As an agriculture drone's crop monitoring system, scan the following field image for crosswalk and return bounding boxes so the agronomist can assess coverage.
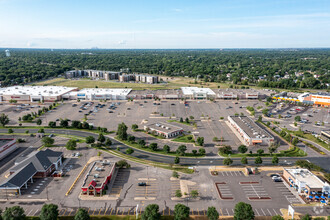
[218,171,244,176]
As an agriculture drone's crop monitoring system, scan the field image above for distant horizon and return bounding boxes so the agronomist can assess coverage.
[1,47,330,50]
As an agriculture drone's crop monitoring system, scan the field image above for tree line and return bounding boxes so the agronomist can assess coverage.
[0,48,329,89]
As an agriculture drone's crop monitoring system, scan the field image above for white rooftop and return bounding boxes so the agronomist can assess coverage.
[181,87,216,95]
[76,88,132,96]
[286,168,326,189]
[0,86,77,97]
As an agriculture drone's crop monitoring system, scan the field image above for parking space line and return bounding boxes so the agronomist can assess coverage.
[255,209,260,216]
[27,209,33,216]
[109,208,113,215]
[33,209,39,216]
[219,208,223,216]
[197,208,199,215]
[98,208,102,215]
[267,209,272,216]
[261,208,266,216]
[273,209,278,215]
[104,207,108,215]
[225,208,229,216]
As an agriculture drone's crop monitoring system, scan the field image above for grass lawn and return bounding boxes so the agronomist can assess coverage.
[115,137,204,157]
[219,146,307,158]
[167,119,194,127]
[288,130,330,151]
[172,135,195,144]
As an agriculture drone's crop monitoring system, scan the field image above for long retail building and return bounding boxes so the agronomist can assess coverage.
[228,115,274,146]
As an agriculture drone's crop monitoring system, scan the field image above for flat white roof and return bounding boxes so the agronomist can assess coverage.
[181,87,216,95]
[0,86,77,97]
[76,88,132,96]
[286,168,326,189]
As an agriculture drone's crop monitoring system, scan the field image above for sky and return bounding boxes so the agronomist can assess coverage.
[0,0,329,49]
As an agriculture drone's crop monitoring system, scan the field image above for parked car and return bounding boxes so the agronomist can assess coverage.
[138,182,147,186]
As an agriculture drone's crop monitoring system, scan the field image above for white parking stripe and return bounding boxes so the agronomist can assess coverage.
[267,209,272,216]
[261,208,266,216]
[225,208,229,216]
[273,209,278,215]
[254,209,260,216]
[27,209,33,216]
[34,209,39,216]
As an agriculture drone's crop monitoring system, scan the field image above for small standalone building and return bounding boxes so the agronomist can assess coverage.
[320,130,330,144]
[181,87,216,99]
[81,160,116,196]
[0,149,63,195]
[227,116,274,146]
[0,138,17,160]
[144,122,183,138]
[283,168,330,196]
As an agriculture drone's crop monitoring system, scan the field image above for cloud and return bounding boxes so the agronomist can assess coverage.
[172,8,183,12]
[118,40,127,45]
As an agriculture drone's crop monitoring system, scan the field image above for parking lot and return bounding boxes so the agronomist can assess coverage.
[211,170,302,216]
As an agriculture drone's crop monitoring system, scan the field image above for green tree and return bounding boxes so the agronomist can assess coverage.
[105,138,112,146]
[223,158,233,166]
[262,108,269,116]
[175,190,182,197]
[85,136,95,144]
[292,137,299,146]
[272,215,284,220]
[116,160,130,168]
[138,139,146,147]
[255,156,263,165]
[234,202,254,220]
[190,190,199,198]
[257,149,264,155]
[196,137,204,146]
[60,119,69,128]
[117,123,128,140]
[74,208,90,220]
[185,117,189,124]
[163,145,170,153]
[38,128,45,133]
[48,121,56,128]
[218,146,232,155]
[241,157,248,165]
[36,119,42,125]
[179,117,183,123]
[126,148,134,155]
[97,133,105,143]
[2,206,26,220]
[149,143,158,151]
[207,206,219,220]
[127,135,135,143]
[66,139,77,150]
[199,148,206,155]
[0,113,10,127]
[294,116,301,122]
[174,203,189,220]
[40,204,59,220]
[301,214,312,220]
[176,145,187,156]
[272,156,279,165]
[238,145,248,153]
[131,124,138,131]
[141,204,160,220]
[42,137,54,147]
[71,120,80,128]
[172,171,179,178]
[174,156,180,164]
[8,128,13,134]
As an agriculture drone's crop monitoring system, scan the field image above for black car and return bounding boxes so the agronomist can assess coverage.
[171,103,175,105]
[109,111,113,113]
[138,182,147,186]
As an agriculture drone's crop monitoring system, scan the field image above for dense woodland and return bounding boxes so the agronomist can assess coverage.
[0,48,329,89]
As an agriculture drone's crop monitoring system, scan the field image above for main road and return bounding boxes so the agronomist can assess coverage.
[2,128,329,172]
